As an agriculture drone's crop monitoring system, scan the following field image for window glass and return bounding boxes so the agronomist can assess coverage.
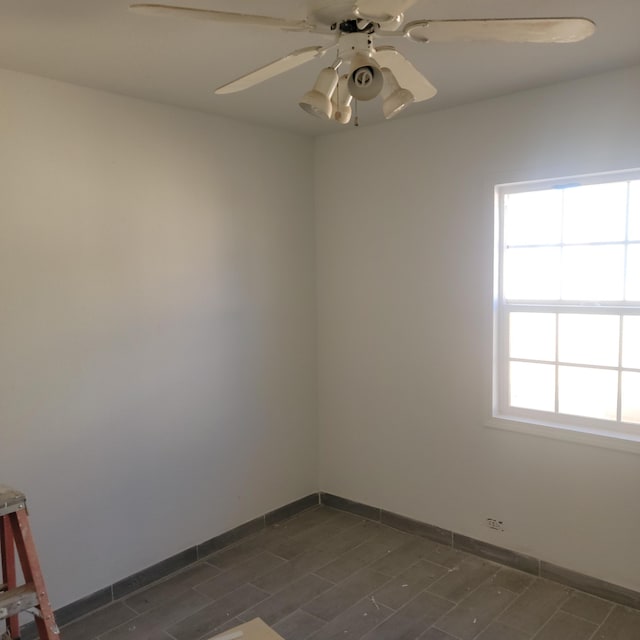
[622,316,640,369]
[621,372,640,424]
[504,189,563,246]
[558,314,619,367]
[626,245,640,301]
[509,362,555,412]
[562,182,627,244]
[561,245,625,301]
[558,366,618,421]
[504,247,561,300]
[629,181,640,241]
[509,312,556,361]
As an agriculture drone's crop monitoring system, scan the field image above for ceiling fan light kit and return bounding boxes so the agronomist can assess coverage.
[331,75,354,124]
[129,1,596,126]
[381,67,414,119]
[346,51,384,101]
[299,66,340,119]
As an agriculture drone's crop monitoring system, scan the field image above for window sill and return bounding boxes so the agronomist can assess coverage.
[486,414,640,455]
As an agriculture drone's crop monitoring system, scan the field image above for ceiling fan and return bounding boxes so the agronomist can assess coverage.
[129,0,596,124]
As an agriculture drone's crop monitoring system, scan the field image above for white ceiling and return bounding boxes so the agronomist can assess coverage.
[1,0,639,135]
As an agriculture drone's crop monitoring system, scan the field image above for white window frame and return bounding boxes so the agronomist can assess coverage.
[489,168,640,454]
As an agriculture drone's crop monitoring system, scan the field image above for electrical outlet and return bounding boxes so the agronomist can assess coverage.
[486,517,505,532]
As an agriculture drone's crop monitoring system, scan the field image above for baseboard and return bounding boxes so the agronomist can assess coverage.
[22,493,319,639]
[320,492,640,611]
[23,489,640,639]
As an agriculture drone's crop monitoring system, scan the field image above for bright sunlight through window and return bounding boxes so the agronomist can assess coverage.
[494,170,640,442]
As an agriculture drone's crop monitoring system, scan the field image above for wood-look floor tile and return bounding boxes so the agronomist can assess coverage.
[100,589,211,640]
[275,508,340,538]
[243,573,333,626]
[251,548,340,593]
[61,602,137,640]
[417,629,458,640]
[419,543,468,570]
[532,611,596,640]
[488,567,535,595]
[291,513,362,549]
[360,590,454,640]
[124,563,219,614]
[594,606,640,640]
[196,552,286,600]
[369,538,434,577]
[302,567,390,621]
[315,530,410,583]
[498,579,572,635]
[474,621,531,640]
[308,596,394,640]
[434,583,516,640]
[427,555,499,603]
[165,583,269,640]
[374,560,448,610]
[560,591,614,625]
[273,610,326,640]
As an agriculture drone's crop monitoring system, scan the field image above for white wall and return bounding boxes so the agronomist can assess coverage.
[3,60,640,612]
[316,65,640,591]
[0,69,317,608]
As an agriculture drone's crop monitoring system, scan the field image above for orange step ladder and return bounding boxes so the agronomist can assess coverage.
[1,485,59,639]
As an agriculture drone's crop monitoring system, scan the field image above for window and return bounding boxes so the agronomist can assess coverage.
[493,170,640,444]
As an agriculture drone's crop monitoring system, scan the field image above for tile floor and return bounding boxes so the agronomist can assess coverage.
[57,506,640,640]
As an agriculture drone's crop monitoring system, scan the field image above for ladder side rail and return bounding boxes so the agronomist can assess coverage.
[0,516,20,639]
[9,511,59,639]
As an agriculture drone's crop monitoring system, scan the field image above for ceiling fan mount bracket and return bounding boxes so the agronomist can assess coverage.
[335,19,378,34]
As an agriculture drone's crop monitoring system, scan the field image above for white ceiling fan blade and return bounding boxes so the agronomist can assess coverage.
[356,0,418,21]
[374,46,437,102]
[215,46,331,95]
[404,18,596,44]
[130,4,311,31]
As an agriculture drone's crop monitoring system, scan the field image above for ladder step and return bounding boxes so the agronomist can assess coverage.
[0,585,39,621]
[0,485,25,517]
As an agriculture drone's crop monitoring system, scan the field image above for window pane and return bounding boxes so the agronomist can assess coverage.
[558,366,618,421]
[558,314,620,367]
[509,362,555,411]
[562,182,628,244]
[626,245,640,301]
[561,245,625,301]
[621,372,640,424]
[504,247,561,300]
[622,316,640,369]
[510,312,556,361]
[629,181,640,241]
[504,190,563,246]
